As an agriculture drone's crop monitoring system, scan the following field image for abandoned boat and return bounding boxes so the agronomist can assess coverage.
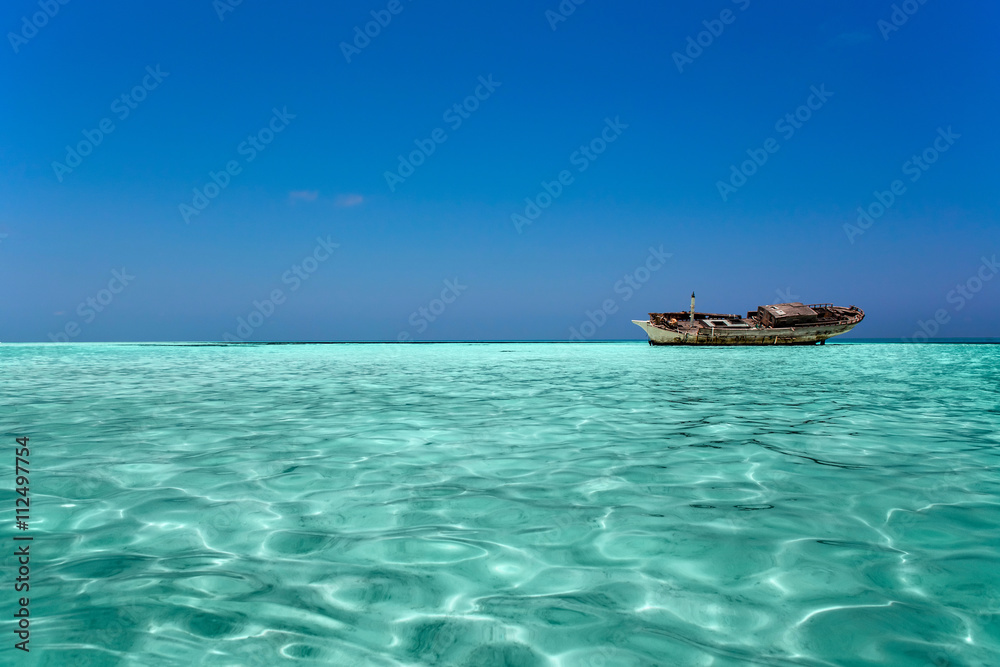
[633,293,864,345]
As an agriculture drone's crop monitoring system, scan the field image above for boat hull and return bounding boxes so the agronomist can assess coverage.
[631,319,861,346]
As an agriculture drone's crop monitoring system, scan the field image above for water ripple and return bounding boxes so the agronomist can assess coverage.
[1,342,998,665]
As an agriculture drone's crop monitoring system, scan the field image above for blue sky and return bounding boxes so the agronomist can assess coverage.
[1,0,997,341]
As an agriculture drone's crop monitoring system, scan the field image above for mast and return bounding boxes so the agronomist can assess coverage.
[689,292,695,322]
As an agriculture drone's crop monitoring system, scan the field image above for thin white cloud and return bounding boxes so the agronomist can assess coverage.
[335,194,364,208]
[288,190,319,204]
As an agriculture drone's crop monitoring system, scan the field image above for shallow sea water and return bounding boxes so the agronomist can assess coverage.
[2,342,999,666]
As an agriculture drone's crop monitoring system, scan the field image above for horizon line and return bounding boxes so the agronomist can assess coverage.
[4,338,1000,346]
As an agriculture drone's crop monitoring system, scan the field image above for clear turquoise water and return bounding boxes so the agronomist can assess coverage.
[2,342,999,666]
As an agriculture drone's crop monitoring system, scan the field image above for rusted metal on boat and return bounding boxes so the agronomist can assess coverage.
[633,300,864,346]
